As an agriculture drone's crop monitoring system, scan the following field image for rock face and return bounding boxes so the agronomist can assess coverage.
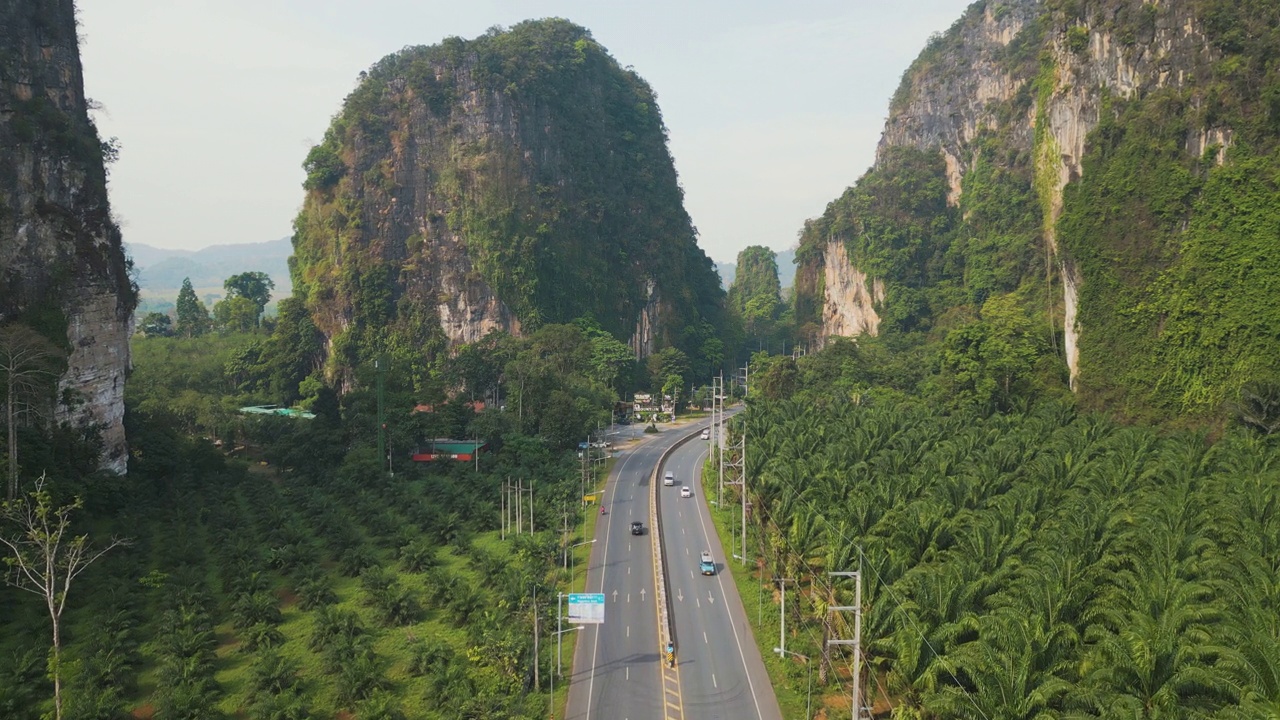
[796,0,1274,420]
[821,240,883,339]
[0,0,135,472]
[292,20,724,382]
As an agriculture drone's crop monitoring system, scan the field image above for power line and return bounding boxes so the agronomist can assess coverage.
[749,447,993,720]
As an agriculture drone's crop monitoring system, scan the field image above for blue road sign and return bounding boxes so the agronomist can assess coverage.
[567,593,606,624]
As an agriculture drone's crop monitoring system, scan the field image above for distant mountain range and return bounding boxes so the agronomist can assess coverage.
[127,237,293,314]
[130,236,797,314]
[716,248,796,290]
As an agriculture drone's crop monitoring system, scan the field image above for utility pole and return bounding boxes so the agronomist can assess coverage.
[713,375,723,506]
[501,478,507,540]
[375,355,386,472]
[829,570,863,720]
[517,478,523,535]
[719,373,726,516]
[742,423,747,564]
[532,584,539,691]
[724,417,747,565]
[775,577,794,656]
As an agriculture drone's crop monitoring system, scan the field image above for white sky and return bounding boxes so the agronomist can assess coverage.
[77,0,972,264]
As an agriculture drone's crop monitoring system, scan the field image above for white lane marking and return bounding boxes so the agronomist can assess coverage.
[713,673,718,689]
[587,440,648,718]
[627,593,631,603]
[684,444,767,718]
[703,631,708,644]
[682,527,685,535]
[685,547,689,556]
[626,667,630,681]
[628,567,631,575]
[696,597,701,608]
[627,626,630,638]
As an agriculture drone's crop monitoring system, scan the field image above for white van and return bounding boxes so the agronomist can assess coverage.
[663,471,674,486]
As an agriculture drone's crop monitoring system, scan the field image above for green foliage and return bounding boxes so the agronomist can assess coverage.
[291,19,728,382]
[737,393,1280,716]
[222,272,275,326]
[794,146,958,335]
[727,246,785,353]
[1066,24,1090,54]
[174,278,211,338]
[212,295,259,333]
[138,312,173,337]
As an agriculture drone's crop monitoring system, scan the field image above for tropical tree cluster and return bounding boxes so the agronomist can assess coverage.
[0,391,584,718]
[725,392,1280,717]
[726,245,791,357]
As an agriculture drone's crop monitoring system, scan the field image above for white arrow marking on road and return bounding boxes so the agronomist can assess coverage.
[640,588,646,601]
[612,590,618,602]
[708,592,715,605]
[677,589,683,602]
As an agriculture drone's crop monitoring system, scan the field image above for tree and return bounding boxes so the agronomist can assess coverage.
[0,475,129,720]
[0,324,64,500]
[138,312,174,337]
[174,278,211,338]
[1234,379,1280,435]
[647,347,690,393]
[223,272,275,326]
[213,295,260,333]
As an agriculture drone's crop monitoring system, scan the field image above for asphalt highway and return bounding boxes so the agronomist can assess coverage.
[659,437,783,720]
[563,427,677,720]
[563,420,781,720]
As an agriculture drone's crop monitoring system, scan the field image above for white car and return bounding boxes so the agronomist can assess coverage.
[700,428,710,440]
[680,486,692,498]
[664,471,674,486]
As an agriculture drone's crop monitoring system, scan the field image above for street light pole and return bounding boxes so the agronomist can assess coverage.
[774,648,813,719]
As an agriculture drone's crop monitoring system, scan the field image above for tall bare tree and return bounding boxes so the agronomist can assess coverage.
[1,474,129,720]
[0,323,64,500]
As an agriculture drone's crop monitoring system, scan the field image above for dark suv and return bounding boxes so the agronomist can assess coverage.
[630,521,644,535]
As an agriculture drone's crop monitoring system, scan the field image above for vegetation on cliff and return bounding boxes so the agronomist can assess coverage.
[292,19,726,389]
[791,0,1280,425]
[726,246,789,354]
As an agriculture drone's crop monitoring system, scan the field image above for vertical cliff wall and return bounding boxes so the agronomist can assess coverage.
[0,0,135,471]
[292,20,725,385]
[797,0,1275,421]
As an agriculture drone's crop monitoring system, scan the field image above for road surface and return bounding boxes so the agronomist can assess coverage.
[563,427,678,720]
[564,420,781,720]
[659,436,783,720]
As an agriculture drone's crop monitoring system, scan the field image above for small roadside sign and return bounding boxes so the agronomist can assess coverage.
[567,593,605,624]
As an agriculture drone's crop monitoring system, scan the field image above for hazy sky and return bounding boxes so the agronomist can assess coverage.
[78,0,972,264]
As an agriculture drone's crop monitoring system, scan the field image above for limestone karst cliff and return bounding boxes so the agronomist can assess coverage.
[0,0,135,471]
[794,0,1280,422]
[291,19,725,385]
